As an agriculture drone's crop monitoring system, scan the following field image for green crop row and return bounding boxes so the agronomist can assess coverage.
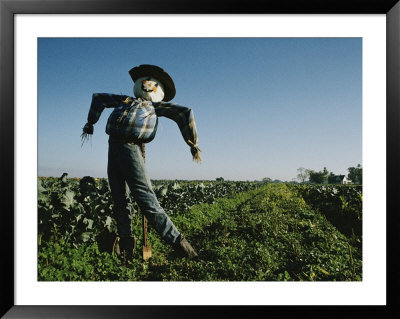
[38,174,261,248]
[288,184,362,248]
[38,182,362,281]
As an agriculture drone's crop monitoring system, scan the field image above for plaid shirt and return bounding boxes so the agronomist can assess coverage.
[86,93,199,149]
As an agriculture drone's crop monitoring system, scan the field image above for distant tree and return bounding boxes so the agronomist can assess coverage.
[307,170,318,183]
[216,177,224,182]
[348,164,362,184]
[262,177,272,184]
[308,167,329,184]
[296,167,309,183]
[327,172,336,184]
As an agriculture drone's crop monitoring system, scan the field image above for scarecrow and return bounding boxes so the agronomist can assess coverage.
[81,64,201,263]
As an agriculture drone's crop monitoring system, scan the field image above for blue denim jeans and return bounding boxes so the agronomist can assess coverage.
[107,138,181,245]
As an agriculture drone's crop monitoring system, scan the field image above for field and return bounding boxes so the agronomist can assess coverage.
[38,175,362,281]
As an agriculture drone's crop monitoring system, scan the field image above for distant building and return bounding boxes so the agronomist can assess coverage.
[331,175,352,184]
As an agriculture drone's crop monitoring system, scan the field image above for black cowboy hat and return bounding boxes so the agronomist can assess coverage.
[129,64,176,101]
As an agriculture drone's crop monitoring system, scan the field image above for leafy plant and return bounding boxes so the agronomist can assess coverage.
[38,178,362,282]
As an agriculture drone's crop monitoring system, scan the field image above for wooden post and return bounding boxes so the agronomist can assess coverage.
[141,143,152,260]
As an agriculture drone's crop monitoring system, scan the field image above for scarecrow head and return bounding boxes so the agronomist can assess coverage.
[129,64,176,103]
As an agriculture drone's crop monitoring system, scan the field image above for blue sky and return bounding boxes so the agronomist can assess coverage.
[38,38,362,181]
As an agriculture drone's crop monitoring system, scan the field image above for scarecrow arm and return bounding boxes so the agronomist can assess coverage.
[81,93,132,146]
[87,93,132,125]
[153,102,202,162]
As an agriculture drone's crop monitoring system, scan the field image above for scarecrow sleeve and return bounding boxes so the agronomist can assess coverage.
[86,93,132,125]
[81,93,132,145]
[153,102,202,163]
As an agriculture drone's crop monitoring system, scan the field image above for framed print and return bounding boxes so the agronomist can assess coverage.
[1,0,399,318]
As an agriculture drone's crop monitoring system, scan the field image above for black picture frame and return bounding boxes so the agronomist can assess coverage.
[1,0,399,318]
